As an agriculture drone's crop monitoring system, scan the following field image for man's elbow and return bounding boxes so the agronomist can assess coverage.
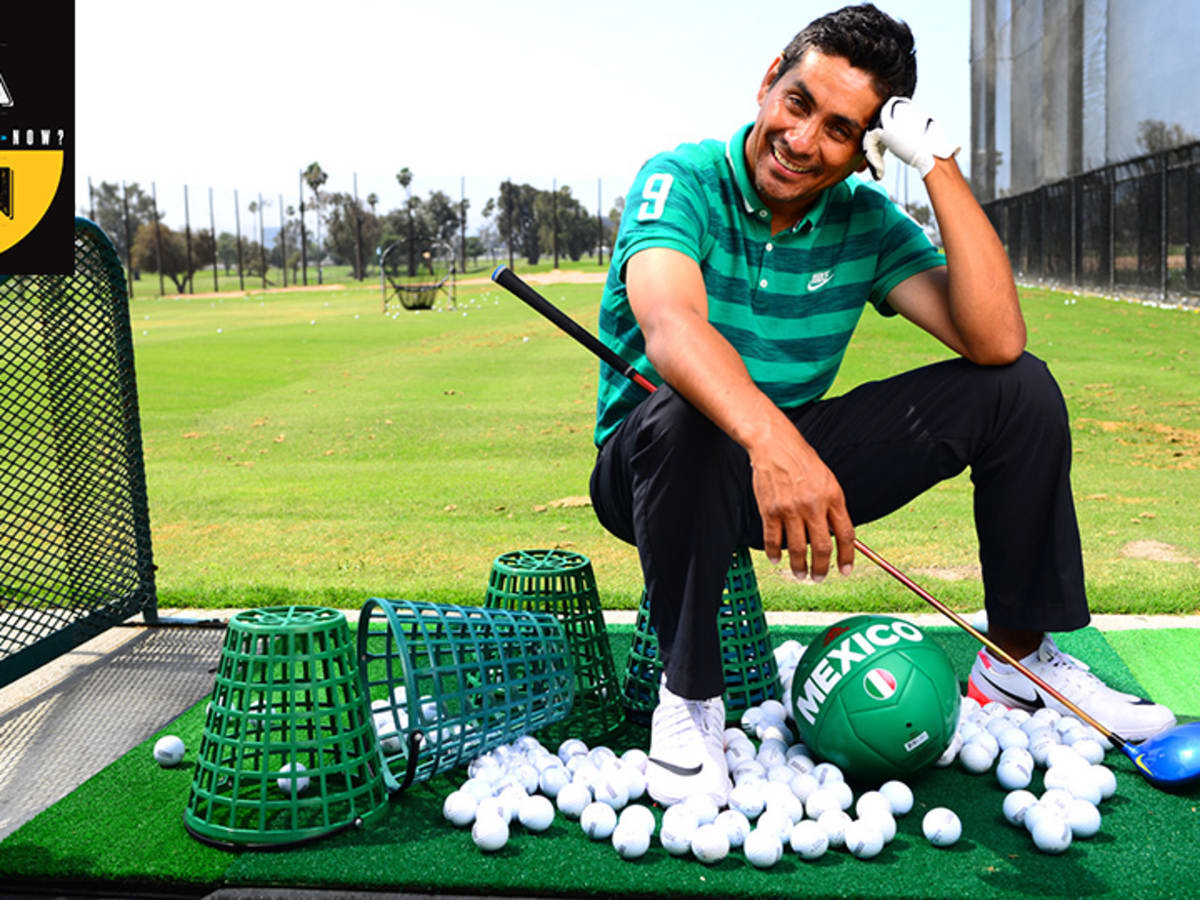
[965,331,1027,366]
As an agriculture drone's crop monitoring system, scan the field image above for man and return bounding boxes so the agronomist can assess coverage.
[589,3,1174,806]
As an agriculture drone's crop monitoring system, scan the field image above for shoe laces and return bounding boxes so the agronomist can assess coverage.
[657,693,725,748]
[1034,637,1104,697]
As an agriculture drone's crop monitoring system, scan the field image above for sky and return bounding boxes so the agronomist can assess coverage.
[75,0,971,235]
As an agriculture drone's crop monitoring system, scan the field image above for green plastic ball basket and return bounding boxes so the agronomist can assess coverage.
[358,598,574,790]
[183,607,389,850]
[621,547,781,722]
[484,549,624,742]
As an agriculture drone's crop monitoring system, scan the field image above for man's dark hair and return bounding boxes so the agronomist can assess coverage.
[772,3,917,101]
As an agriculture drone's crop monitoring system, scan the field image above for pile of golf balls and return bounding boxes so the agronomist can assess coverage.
[437,640,1124,864]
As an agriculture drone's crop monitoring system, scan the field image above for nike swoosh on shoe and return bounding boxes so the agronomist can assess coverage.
[646,758,703,777]
[974,671,1046,710]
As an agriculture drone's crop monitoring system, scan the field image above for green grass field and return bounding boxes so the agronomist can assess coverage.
[131,278,1200,614]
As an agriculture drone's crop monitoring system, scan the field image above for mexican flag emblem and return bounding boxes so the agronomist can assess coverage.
[863,667,897,701]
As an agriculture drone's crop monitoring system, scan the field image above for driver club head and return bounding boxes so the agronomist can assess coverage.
[1122,721,1200,789]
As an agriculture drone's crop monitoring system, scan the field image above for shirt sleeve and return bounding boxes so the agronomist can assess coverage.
[611,152,711,282]
[868,201,945,315]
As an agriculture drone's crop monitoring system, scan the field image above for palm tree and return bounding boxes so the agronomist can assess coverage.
[396,167,415,276]
[305,162,328,283]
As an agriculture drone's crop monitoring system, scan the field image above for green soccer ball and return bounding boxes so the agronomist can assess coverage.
[789,615,960,781]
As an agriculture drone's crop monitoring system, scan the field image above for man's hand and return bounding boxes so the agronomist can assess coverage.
[863,96,960,181]
[747,425,855,582]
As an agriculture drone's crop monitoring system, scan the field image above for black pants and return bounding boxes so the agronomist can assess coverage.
[589,352,1089,700]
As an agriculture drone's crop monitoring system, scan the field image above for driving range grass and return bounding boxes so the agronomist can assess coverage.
[130,279,1200,613]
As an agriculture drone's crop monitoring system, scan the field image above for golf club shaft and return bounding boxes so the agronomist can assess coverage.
[489,264,1126,749]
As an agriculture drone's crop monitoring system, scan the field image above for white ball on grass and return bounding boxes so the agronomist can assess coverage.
[659,805,700,856]
[592,773,629,811]
[728,782,767,820]
[153,735,186,767]
[620,747,648,773]
[845,819,885,859]
[682,792,719,825]
[556,782,591,818]
[471,814,509,852]
[1002,789,1038,827]
[855,791,893,820]
[996,756,1033,790]
[878,780,914,816]
[618,804,657,837]
[998,727,1030,752]
[1065,798,1101,838]
[1040,788,1075,818]
[620,765,647,802]
[276,762,310,795]
[715,809,751,848]
[960,740,996,774]
[580,801,618,840]
[935,733,963,767]
[517,794,555,832]
[1090,764,1117,801]
[862,811,897,843]
[766,789,804,824]
[442,790,478,826]
[1030,812,1073,854]
[1072,738,1105,765]
[1065,773,1103,807]
[804,787,840,820]
[922,808,961,847]
[789,772,820,803]
[744,827,783,868]
[539,765,570,798]
[760,699,789,722]
[812,762,844,785]
[691,823,731,864]
[828,779,854,811]
[789,819,829,859]
[612,821,651,859]
[816,809,851,848]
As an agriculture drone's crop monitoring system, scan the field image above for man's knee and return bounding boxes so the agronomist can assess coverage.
[635,386,742,467]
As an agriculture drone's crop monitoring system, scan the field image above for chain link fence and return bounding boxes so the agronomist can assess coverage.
[982,142,1200,306]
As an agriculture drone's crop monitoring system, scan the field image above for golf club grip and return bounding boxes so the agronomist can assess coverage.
[490,266,657,393]
[487,263,1123,746]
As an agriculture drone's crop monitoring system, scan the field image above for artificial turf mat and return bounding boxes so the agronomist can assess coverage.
[2,624,1197,899]
[1100,628,1200,719]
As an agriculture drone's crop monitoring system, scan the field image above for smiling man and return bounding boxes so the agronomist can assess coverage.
[588,3,1175,806]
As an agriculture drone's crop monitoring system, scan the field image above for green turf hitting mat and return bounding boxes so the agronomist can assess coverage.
[183,606,389,849]
[358,598,574,791]
[484,549,625,743]
[622,547,782,722]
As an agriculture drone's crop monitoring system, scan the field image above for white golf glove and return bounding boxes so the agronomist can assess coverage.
[862,97,960,181]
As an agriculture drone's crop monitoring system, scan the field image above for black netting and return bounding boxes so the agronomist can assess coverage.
[0,218,156,686]
[983,141,1199,305]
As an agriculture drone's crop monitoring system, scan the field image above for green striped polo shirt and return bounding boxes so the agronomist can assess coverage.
[594,122,945,447]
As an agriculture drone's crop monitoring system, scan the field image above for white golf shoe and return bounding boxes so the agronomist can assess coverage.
[967,635,1176,743]
[645,681,731,807]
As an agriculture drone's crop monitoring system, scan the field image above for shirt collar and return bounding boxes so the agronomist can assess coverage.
[725,122,833,235]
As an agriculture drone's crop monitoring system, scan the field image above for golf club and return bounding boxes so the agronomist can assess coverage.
[490,263,1200,789]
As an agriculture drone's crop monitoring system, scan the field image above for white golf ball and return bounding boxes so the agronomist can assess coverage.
[618,804,657,837]
[580,801,617,840]
[1040,788,1074,818]
[862,810,897,843]
[660,805,700,856]
[878,780,914,816]
[1072,738,1105,765]
[828,780,854,811]
[715,809,751,848]
[1065,798,1101,839]
[845,819,885,859]
[592,773,629,811]
[758,808,795,843]
[682,792,720,825]
[1065,773,1103,807]
[935,733,963,767]
[729,782,767,819]
[691,823,731,864]
[996,756,1033,790]
[539,765,570,798]
[276,762,310,795]
[813,762,844,785]
[760,699,789,721]
[816,809,851,848]
[556,782,591,818]
[471,813,509,852]
[766,789,804,824]
[443,790,478,826]
[789,772,820,803]
[960,740,995,774]
[153,735,185,767]
[517,794,555,832]
[997,727,1030,752]
[922,808,962,847]
[1090,764,1117,801]
[620,747,649,773]
[789,819,829,859]
[1002,789,1038,827]
[612,821,651,859]
[855,791,893,820]
[804,787,840,820]
[1030,812,1073,854]
[744,828,783,868]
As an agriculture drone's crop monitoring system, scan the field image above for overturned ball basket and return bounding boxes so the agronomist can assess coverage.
[358,598,575,791]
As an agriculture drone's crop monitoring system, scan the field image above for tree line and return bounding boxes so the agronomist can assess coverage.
[88,169,627,294]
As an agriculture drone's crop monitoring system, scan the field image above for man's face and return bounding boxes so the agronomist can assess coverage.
[745,48,881,225]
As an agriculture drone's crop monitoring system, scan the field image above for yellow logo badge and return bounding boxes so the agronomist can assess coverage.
[0,150,65,253]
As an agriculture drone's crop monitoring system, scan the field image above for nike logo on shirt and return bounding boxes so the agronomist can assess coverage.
[807,270,834,291]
